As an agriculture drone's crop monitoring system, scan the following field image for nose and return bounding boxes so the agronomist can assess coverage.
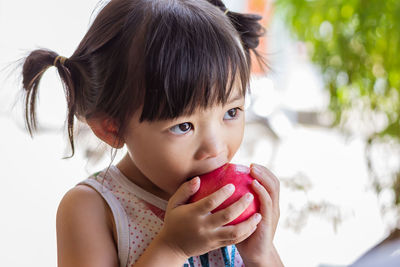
[194,128,226,161]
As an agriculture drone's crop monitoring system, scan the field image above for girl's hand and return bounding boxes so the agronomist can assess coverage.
[157,176,262,260]
[235,163,284,267]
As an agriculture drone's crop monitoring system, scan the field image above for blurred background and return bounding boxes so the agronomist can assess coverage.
[0,0,399,266]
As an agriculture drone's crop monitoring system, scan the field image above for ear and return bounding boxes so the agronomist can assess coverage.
[86,116,124,149]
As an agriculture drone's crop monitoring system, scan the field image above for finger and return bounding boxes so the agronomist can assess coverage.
[216,212,262,245]
[168,177,200,210]
[210,192,254,227]
[193,183,235,214]
[252,179,276,224]
[250,164,280,209]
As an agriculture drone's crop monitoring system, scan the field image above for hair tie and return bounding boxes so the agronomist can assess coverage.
[54,56,68,66]
[224,9,229,15]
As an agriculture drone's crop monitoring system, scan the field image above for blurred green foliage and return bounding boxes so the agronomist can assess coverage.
[275,0,400,139]
[275,0,400,222]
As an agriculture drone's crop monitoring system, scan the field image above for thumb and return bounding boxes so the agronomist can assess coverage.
[168,177,200,210]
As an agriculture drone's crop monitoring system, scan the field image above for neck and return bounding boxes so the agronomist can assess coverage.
[116,153,171,201]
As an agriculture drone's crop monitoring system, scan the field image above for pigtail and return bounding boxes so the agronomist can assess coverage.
[207,0,268,71]
[21,49,77,158]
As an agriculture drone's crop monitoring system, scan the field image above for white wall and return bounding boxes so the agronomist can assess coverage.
[0,1,388,267]
[0,1,103,266]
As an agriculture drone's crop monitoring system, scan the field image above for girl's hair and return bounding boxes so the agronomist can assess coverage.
[21,0,267,158]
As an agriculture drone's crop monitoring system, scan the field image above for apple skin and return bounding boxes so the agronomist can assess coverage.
[188,163,260,226]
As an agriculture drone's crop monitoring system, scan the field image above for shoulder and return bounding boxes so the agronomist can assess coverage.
[56,184,119,267]
[57,184,114,228]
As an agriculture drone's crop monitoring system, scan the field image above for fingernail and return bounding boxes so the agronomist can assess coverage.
[252,165,261,175]
[245,193,254,201]
[253,180,261,187]
[225,184,235,193]
[191,177,199,185]
[254,213,262,221]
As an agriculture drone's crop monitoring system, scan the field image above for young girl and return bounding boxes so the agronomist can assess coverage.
[20,0,283,266]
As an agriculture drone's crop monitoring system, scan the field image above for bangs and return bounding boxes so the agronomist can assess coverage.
[136,1,250,122]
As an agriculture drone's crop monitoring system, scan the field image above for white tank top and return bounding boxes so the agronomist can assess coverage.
[78,165,244,267]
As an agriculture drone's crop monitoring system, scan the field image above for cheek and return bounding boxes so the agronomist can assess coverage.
[222,119,244,162]
[126,135,189,189]
[229,117,245,153]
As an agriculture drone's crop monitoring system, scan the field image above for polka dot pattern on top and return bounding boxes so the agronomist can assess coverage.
[78,165,244,267]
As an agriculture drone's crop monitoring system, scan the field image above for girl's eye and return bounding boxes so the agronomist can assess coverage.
[169,122,193,135]
[223,107,241,120]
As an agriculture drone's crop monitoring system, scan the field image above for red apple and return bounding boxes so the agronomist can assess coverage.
[188,163,260,226]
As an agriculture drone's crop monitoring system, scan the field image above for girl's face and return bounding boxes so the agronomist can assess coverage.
[118,88,246,200]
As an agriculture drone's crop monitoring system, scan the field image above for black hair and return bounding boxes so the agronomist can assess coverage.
[21,0,267,157]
